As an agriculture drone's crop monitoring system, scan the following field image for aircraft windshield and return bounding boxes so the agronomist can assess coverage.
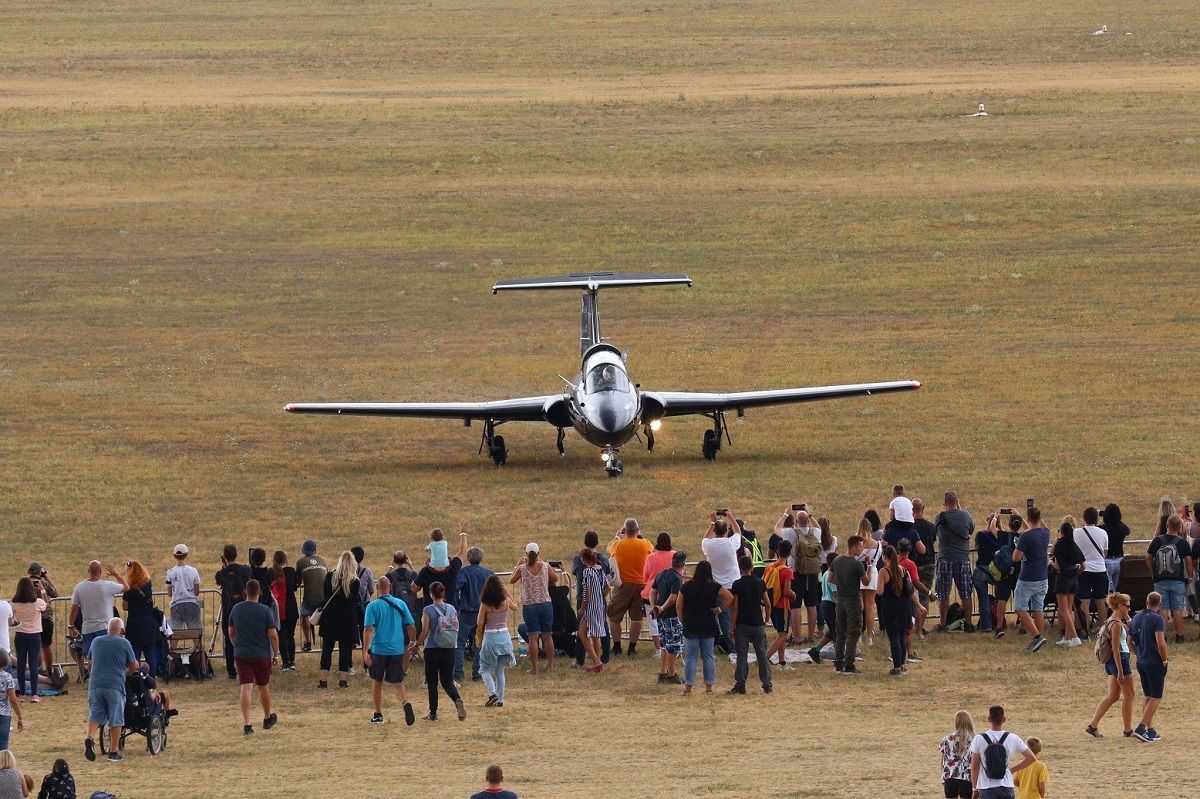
[586,364,630,393]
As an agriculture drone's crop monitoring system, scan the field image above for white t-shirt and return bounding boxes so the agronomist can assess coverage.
[701,533,742,588]
[889,496,915,523]
[166,564,201,605]
[0,601,12,653]
[70,579,125,635]
[820,536,839,566]
[969,729,1028,789]
[1073,525,1109,573]
[778,528,798,570]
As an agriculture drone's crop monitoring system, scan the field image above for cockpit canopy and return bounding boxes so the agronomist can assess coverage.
[585,363,631,394]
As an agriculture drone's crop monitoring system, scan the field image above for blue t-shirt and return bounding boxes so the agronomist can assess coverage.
[364,595,415,655]
[88,634,137,692]
[1016,527,1050,582]
[1129,609,1166,666]
[469,791,518,799]
[456,564,495,612]
[228,600,276,659]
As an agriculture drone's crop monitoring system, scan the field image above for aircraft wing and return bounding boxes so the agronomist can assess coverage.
[284,395,561,423]
[644,380,921,418]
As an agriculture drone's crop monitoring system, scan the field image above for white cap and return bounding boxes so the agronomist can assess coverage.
[173,544,189,556]
[525,542,539,554]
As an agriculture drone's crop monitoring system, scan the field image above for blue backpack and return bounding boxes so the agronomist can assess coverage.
[987,544,1015,583]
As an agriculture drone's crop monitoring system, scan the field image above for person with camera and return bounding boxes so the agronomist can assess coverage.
[1010,508,1050,653]
[24,563,57,681]
[1073,508,1110,633]
[69,561,130,661]
[701,509,742,654]
[215,545,253,680]
[10,577,49,702]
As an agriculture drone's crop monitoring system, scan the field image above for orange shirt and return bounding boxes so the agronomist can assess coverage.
[611,537,653,585]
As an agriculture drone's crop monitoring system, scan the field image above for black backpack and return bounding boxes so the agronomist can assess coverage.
[944,602,966,628]
[982,731,1010,781]
[387,568,422,618]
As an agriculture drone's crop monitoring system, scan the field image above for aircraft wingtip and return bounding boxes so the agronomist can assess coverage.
[284,404,295,413]
[914,381,922,389]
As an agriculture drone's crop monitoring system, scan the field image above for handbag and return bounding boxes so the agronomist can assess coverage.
[308,592,337,627]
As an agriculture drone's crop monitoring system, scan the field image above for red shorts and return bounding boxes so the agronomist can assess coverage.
[235,657,272,686]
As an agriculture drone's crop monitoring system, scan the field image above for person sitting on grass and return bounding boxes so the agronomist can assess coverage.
[0,750,31,799]
[469,764,518,799]
[35,758,74,799]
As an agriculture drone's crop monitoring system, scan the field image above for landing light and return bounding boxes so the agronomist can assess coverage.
[649,420,662,431]
[601,452,611,462]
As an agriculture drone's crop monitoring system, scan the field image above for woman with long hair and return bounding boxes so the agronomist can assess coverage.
[856,518,881,645]
[10,577,48,701]
[271,550,299,671]
[863,509,883,540]
[510,542,558,674]
[122,560,161,677]
[1155,497,1175,537]
[318,551,360,689]
[938,710,976,799]
[641,532,675,654]
[1052,518,1085,647]
[35,758,73,799]
[677,560,733,696]
[576,548,609,673]
[1086,592,1134,738]
[875,545,913,676]
[1100,503,1130,594]
[476,575,518,707]
[414,581,466,722]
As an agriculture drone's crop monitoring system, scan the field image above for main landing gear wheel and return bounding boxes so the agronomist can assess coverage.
[702,410,729,461]
[479,420,508,466]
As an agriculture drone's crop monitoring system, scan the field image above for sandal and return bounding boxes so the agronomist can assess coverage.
[1085,725,1103,738]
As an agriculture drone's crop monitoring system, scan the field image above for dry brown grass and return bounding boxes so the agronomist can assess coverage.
[2,0,1199,795]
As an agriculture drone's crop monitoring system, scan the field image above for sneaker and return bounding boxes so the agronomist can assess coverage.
[485,694,498,707]
[888,667,902,677]
[963,623,975,633]
[1174,634,1185,644]
[762,684,773,694]
[1054,637,1071,646]
[347,667,356,676]
[84,738,96,762]
[403,702,415,726]
[1132,725,1151,742]
[30,695,40,704]
[842,666,862,676]
[775,662,794,671]
[612,643,622,656]
[422,714,437,722]
[994,629,1006,640]
[455,699,467,721]
[899,666,908,675]
[281,665,296,672]
[726,684,747,695]
[1147,728,1162,742]
[1026,635,1047,653]
[1123,729,1133,738]
[906,653,922,663]
[317,680,328,689]
[263,713,278,730]
[370,712,385,724]
[1066,637,1083,648]
[107,753,122,762]
[301,643,312,653]
[243,725,254,736]
[626,646,637,657]
[471,674,482,682]
[663,674,682,684]
[338,680,349,689]
[807,646,822,664]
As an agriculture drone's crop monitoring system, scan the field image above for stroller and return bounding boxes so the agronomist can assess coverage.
[98,671,169,756]
[550,577,578,659]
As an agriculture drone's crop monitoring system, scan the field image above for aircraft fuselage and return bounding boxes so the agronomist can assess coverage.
[567,344,641,448]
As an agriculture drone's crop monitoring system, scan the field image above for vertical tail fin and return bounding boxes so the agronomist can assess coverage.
[581,293,601,358]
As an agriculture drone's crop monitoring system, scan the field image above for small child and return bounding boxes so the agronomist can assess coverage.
[38,758,75,799]
[426,528,449,568]
[1014,736,1048,799]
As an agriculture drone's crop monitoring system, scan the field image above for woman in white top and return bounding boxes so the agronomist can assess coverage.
[817,517,839,566]
[857,518,880,645]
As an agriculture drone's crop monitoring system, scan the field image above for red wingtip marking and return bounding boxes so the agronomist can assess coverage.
[285,405,295,413]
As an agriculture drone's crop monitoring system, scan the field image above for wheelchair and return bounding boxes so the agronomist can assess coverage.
[98,673,169,756]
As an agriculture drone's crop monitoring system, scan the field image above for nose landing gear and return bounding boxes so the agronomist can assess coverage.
[601,445,624,477]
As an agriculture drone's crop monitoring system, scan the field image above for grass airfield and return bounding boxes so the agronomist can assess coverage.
[1,1,1199,796]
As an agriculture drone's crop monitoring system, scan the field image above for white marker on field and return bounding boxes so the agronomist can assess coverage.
[969,102,988,117]
[1092,25,1108,36]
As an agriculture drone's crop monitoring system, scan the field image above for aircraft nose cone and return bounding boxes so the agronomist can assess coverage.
[588,397,635,434]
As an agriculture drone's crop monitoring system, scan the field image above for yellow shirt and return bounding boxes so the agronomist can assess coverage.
[1014,760,1048,799]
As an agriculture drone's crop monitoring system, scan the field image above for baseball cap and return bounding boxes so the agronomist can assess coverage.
[27,561,43,574]
[525,542,539,554]
[173,544,189,557]
[302,539,317,555]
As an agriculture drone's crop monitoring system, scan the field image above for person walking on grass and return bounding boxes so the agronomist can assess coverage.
[1085,592,1133,739]
[510,543,558,674]
[969,705,1037,799]
[415,581,466,722]
[575,549,609,674]
[1010,508,1050,653]
[876,545,914,676]
[678,560,732,696]
[729,556,771,695]
[363,575,416,726]
[318,552,360,690]
[477,576,518,705]
[84,617,138,763]
[650,551,686,684]
[939,709,975,799]
[1128,591,1169,743]
[1012,737,1048,799]
[762,540,795,669]
[830,535,870,675]
[228,580,279,736]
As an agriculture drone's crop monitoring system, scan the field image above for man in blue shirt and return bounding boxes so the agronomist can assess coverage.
[469,764,519,799]
[1011,507,1051,654]
[454,547,494,682]
[84,617,138,763]
[1129,591,1169,742]
[363,575,417,726]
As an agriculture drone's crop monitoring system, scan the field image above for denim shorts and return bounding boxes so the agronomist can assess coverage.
[88,687,125,727]
[1154,580,1187,612]
[1013,579,1048,613]
[1104,652,1132,678]
[521,601,554,634]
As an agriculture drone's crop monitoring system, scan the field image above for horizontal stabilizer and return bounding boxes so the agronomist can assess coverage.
[493,272,691,294]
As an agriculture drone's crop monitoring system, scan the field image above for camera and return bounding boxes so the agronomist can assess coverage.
[999,507,1013,515]
[715,508,728,516]
[1098,510,1105,519]
[791,503,806,511]
[1026,499,1035,509]
[549,560,563,569]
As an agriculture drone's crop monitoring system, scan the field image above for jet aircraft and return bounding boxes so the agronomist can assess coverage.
[285,273,921,476]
